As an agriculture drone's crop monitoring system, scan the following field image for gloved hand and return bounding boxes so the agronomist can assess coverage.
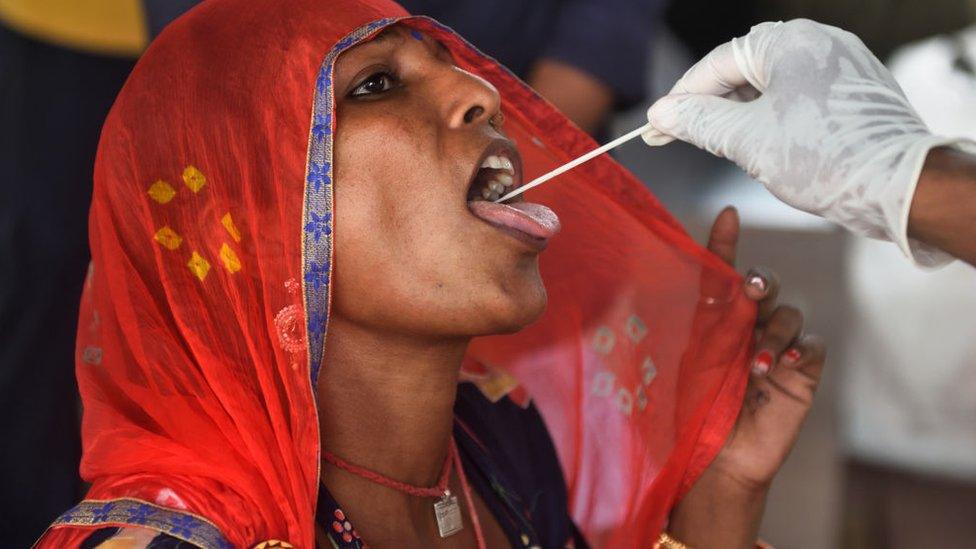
[642,19,976,266]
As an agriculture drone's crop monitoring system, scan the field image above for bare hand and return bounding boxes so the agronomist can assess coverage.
[669,207,827,548]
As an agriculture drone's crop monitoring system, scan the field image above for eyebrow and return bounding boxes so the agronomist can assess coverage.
[371,28,406,45]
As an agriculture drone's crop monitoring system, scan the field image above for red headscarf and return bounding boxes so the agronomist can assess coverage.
[38,1,754,547]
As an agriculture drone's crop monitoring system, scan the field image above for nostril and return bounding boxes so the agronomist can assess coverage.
[463,105,485,124]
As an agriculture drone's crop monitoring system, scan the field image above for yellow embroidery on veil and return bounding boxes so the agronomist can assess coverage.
[182,165,207,193]
[187,251,211,281]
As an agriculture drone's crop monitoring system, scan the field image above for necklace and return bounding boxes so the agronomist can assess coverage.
[322,438,485,547]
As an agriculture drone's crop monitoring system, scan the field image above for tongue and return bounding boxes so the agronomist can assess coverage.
[467,200,561,239]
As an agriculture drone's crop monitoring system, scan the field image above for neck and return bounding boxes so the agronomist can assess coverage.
[317,316,468,489]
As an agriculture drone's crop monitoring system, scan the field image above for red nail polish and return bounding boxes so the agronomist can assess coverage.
[784,348,802,363]
[752,350,773,375]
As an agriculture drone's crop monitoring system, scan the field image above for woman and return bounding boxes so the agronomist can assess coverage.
[38,0,825,547]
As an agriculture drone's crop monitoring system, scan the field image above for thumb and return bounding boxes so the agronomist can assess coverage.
[646,93,748,155]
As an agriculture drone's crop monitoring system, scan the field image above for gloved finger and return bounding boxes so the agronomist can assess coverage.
[640,127,675,147]
[670,41,749,97]
[743,266,780,321]
[751,304,804,376]
[646,93,744,151]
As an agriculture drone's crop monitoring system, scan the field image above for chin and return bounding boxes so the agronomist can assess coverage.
[482,281,548,335]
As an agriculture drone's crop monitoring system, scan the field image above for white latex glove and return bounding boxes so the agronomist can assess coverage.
[642,19,976,266]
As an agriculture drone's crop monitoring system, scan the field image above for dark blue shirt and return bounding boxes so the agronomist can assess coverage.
[399,0,661,107]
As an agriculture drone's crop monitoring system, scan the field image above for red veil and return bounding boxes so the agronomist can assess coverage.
[38,1,754,547]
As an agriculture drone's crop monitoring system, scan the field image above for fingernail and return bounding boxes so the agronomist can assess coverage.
[752,350,773,375]
[746,274,767,294]
[783,348,802,365]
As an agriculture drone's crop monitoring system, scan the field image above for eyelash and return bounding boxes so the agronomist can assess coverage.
[349,70,400,98]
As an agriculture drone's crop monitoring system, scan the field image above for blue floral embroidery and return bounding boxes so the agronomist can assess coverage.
[307,161,331,192]
[91,502,116,522]
[169,513,198,538]
[316,69,332,93]
[313,113,332,141]
[303,17,398,388]
[59,507,78,523]
[128,504,153,525]
[304,260,331,291]
[304,212,332,241]
[50,498,229,549]
[308,311,327,337]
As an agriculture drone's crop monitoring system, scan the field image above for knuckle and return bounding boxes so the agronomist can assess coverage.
[800,333,828,360]
[785,18,821,35]
[775,304,803,323]
[760,326,793,349]
[759,334,791,352]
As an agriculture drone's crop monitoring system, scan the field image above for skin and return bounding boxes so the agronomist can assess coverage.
[670,208,827,548]
[526,59,614,134]
[319,27,532,548]
[908,147,976,266]
[97,26,825,549]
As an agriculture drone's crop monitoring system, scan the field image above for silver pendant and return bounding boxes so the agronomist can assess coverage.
[433,490,464,538]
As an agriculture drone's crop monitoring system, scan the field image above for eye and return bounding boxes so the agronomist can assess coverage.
[349,71,399,98]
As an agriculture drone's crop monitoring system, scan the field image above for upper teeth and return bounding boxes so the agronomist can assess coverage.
[476,154,516,201]
[481,154,514,173]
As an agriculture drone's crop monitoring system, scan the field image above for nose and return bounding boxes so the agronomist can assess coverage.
[441,67,501,130]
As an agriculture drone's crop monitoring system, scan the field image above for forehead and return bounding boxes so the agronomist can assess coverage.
[337,24,449,65]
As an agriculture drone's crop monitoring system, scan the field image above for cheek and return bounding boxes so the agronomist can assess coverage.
[330,113,453,322]
[329,112,549,335]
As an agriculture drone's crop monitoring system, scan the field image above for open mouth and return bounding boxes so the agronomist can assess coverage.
[466,142,523,203]
[464,139,560,247]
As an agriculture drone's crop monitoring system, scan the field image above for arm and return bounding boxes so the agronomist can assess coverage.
[908,147,976,266]
[533,0,661,133]
[668,465,767,548]
[526,60,614,134]
[643,19,975,268]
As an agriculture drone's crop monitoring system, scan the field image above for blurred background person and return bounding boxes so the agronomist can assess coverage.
[0,1,142,545]
[397,0,660,134]
[839,26,976,548]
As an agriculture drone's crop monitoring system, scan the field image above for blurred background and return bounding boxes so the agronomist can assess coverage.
[2,1,975,547]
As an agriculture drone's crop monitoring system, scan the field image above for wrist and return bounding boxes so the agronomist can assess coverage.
[907,143,976,264]
[668,463,769,549]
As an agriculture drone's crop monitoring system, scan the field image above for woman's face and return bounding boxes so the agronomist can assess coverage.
[331,26,553,339]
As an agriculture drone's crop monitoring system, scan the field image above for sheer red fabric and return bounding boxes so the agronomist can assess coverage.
[38,1,754,547]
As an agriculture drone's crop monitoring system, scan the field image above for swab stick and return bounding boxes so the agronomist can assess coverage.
[494,122,654,203]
